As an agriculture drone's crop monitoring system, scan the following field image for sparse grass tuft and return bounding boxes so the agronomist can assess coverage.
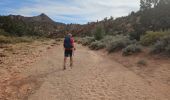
[0,35,38,44]
[137,59,147,66]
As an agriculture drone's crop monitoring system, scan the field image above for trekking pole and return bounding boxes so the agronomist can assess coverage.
[73,48,75,56]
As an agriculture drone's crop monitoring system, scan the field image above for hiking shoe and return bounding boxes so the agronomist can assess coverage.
[63,66,66,70]
[70,63,73,67]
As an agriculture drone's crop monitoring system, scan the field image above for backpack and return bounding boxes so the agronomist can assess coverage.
[64,36,73,49]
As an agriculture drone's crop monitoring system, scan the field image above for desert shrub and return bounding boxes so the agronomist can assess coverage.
[140,31,170,46]
[0,35,11,43]
[101,35,116,45]
[55,38,62,42]
[0,29,9,36]
[94,26,105,40]
[129,31,144,41]
[122,44,142,56]
[106,35,133,53]
[74,37,79,42]
[14,36,34,43]
[73,37,78,42]
[137,59,147,66]
[74,37,83,44]
[129,24,146,41]
[0,35,34,44]
[151,35,170,55]
[89,41,105,50]
[81,36,95,46]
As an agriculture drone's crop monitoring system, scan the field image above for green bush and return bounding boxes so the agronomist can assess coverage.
[129,23,146,41]
[151,35,170,55]
[94,26,105,40]
[106,35,133,53]
[89,41,105,50]
[140,31,170,46]
[0,29,9,36]
[122,44,142,56]
[81,36,95,46]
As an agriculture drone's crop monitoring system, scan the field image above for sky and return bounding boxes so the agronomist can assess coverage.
[0,0,140,24]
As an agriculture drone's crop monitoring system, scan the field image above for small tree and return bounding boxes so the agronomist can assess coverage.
[130,24,146,41]
[94,26,105,40]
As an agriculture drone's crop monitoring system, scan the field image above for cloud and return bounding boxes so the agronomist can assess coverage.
[1,0,140,24]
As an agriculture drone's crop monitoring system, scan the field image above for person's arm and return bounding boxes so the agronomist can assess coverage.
[71,37,76,50]
[73,39,76,50]
[63,38,65,49]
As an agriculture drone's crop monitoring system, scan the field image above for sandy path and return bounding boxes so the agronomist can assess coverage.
[24,43,169,100]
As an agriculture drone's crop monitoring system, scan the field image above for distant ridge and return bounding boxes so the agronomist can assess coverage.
[0,13,66,37]
[8,13,59,24]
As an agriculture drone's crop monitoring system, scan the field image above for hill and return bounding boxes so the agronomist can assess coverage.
[69,0,170,40]
[0,13,66,37]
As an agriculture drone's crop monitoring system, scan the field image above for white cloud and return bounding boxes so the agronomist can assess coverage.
[10,0,140,24]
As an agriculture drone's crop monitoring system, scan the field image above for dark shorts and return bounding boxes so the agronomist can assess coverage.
[64,50,73,57]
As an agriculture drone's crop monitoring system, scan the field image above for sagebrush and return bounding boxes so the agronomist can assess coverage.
[89,41,105,50]
[122,44,142,56]
[151,35,170,55]
[106,35,133,53]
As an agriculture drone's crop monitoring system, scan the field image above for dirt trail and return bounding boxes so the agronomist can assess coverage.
[22,43,170,100]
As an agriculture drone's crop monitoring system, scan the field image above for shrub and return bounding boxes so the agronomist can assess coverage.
[74,37,79,42]
[0,35,11,43]
[106,35,133,53]
[94,26,105,40]
[101,35,116,45]
[14,36,34,43]
[129,31,143,41]
[151,35,170,55]
[130,24,146,41]
[89,41,105,50]
[0,29,9,36]
[122,44,142,56]
[137,59,147,66]
[81,36,95,46]
[140,31,170,46]
[74,37,82,44]
[0,35,34,44]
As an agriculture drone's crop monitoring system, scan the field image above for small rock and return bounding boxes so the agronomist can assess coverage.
[47,47,51,49]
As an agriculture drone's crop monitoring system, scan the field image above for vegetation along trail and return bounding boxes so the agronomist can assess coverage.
[20,42,170,100]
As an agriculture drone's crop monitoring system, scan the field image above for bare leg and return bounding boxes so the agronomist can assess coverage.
[70,57,73,68]
[63,57,67,70]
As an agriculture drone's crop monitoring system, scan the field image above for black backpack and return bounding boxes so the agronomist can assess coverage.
[64,36,73,48]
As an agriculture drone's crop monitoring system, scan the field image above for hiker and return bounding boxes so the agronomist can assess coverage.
[63,33,76,70]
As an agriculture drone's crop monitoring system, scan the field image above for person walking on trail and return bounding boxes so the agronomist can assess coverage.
[63,33,76,70]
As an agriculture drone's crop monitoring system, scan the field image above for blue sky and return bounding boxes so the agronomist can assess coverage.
[0,0,140,24]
